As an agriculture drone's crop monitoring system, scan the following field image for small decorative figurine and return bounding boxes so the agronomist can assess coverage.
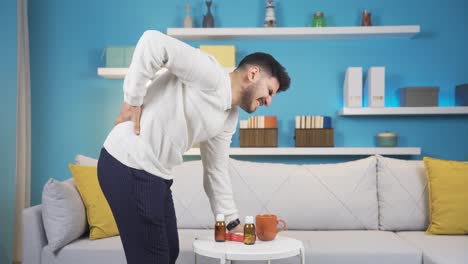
[202,0,214,28]
[361,10,372,26]
[264,0,276,27]
[183,4,193,28]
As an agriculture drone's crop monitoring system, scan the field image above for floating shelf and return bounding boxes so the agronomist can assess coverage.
[339,107,468,116]
[97,67,236,79]
[184,147,421,156]
[167,26,420,40]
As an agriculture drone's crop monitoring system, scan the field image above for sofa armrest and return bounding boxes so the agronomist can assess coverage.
[23,205,46,264]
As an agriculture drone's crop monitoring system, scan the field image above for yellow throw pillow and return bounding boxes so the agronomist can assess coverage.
[423,157,468,235]
[69,164,119,239]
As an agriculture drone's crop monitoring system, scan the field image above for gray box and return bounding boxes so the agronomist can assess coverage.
[455,83,468,106]
[399,87,439,107]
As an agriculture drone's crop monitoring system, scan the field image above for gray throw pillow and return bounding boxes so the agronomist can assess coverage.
[41,178,87,252]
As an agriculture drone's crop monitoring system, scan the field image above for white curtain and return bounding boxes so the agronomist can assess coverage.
[15,0,31,262]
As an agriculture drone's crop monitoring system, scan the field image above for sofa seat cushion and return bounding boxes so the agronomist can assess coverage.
[41,235,126,264]
[397,231,468,264]
[282,230,422,264]
[181,229,422,264]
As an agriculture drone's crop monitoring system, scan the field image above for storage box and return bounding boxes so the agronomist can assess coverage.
[365,67,385,107]
[105,46,135,67]
[295,129,334,147]
[399,87,439,107]
[240,129,277,147]
[343,67,363,108]
[455,83,468,106]
[124,46,135,67]
[200,45,236,67]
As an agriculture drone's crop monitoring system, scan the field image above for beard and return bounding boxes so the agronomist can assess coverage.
[239,84,257,113]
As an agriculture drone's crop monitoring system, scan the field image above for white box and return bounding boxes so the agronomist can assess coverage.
[344,67,363,108]
[366,67,385,107]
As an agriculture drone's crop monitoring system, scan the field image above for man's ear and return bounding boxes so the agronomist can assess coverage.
[247,66,260,82]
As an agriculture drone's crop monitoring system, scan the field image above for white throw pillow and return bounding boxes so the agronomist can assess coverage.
[41,178,87,252]
[75,154,98,166]
[376,155,429,231]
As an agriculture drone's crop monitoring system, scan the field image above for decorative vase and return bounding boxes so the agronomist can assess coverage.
[264,0,276,27]
[183,4,193,28]
[203,0,214,28]
[361,10,372,26]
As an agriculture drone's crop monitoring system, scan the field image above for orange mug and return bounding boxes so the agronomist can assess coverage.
[255,214,286,241]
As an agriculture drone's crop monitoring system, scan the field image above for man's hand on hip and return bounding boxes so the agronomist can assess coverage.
[115,102,142,135]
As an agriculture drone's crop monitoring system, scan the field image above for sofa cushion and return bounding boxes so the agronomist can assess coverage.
[41,179,87,252]
[397,231,468,264]
[172,156,378,230]
[376,155,429,231]
[75,154,98,166]
[182,230,422,264]
[423,157,468,235]
[266,156,378,230]
[69,164,119,239]
[297,230,422,264]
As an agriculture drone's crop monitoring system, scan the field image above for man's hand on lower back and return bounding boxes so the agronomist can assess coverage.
[114,102,142,135]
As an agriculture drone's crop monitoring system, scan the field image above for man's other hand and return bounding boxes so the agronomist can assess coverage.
[229,224,244,233]
[115,102,142,135]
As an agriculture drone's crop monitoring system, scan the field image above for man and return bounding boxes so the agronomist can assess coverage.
[97,30,290,264]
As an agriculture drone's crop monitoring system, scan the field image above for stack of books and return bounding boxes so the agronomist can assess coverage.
[295,115,331,129]
[240,116,277,129]
[239,116,277,147]
[295,115,334,147]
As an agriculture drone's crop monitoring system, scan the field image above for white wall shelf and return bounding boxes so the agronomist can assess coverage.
[167,26,420,40]
[339,107,468,116]
[184,147,421,156]
[97,67,236,79]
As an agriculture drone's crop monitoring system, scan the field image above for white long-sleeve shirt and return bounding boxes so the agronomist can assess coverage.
[103,30,239,222]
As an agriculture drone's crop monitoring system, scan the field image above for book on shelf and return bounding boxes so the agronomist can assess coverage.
[240,116,277,129]
[295,115,332,129]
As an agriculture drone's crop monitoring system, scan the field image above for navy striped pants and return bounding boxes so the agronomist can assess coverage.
[97,148,179,264]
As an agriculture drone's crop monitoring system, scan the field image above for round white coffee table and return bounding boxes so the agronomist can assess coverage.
[193,235,305,264]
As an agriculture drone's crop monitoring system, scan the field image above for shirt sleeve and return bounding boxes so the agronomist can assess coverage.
[123,30,222,106]
[200,110,239,224]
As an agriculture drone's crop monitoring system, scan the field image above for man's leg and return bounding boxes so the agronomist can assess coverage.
[165,184,180,264]
[132,168,172,264]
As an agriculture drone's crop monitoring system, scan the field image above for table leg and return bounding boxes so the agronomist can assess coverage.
[300,246,305,264]
[194,253,197,264]
[219,256,226,264]
[267,260,272,264]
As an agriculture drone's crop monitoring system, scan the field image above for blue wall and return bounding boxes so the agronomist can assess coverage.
[29,0,468,205]
[0,0,17,263]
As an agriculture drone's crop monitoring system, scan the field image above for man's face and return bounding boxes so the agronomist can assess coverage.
[240,73,280,113]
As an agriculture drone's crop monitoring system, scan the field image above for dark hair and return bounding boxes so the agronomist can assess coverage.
[237,52,291,92]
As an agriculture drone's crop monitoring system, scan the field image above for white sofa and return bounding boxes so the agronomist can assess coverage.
[23,155,468,264]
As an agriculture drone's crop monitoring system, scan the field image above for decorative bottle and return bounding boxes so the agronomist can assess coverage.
[215,214,226,242]
[243,216,256,245]
[264,0,276,27]
[361,10,372,26]
[311,11,327,27]
[183,4,193,28]
[202,0,214,28]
